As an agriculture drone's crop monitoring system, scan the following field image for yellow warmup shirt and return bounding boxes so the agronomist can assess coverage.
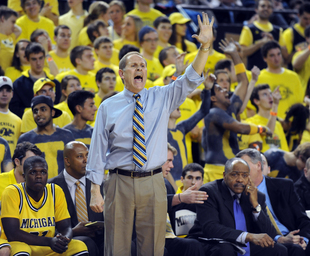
[49,50,74,74]
[8,0,59,16]
[0,169,16,201]
[126,8,164,27]
[283,23,306,54]
[248,68,303,120]
[78,26,91,46]
[0,111,21,157]
[292,50,310,95]
[21,108,71,133]
[54,101,73,120]
[175,40,197,54]
[0,33,16,72]
[1,183,69,240]
[185,49,226,74]
[56,70,97,93]
[16,15,55,45]
[245,114,289,152]
[177,97,197,164]
[5,66,30,83]
[59,10,88,50]
[113,38,140,51]
[239,21,285,47]
[145,57,163,82]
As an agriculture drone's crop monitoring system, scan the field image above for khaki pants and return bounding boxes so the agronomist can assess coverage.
[104,172,167,256]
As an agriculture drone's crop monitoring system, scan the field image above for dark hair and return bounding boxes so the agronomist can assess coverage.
[261,40,281,58]
[153,16,171,29]
[214,70,230,83]
[294,142,310,163]
[87,20,107,43]
[250,84,270,113]
[83,1,109,27]
[96,67,115,83]
[158,46,176,68]
[30,29,47,42]
[12,142,42,168]
[23,156,47,175]
[21,0,41,9]
[215,59,232,72]
[255,0,273,8]
[305,25,310,39]
[299,2,310,15]
[224,157,250,173]
[25,42,45,60]
[102,91,119,102]
[181,163,204,178]
[11,39,30,71]
[285,103,309,135]
[54,24,70,37]
[94,36,112,50]
[118,45,140,61]
[60,75,80,91]
[235,149,263,171]
[70,46,92,67]
[169,24,187,52]
[67,90,95,116]
[0,6,18,20]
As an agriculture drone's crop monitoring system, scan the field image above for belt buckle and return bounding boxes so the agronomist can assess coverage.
[131,171,134,178]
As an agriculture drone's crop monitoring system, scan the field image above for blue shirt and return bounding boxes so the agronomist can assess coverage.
[86,64,204,184]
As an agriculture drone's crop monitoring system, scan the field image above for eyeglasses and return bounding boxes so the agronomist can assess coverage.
[142,38,159,43]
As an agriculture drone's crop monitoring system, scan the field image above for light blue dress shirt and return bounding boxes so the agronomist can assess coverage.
[86,64,204,185]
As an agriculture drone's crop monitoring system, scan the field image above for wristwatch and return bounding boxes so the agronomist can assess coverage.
[252,204,261,213]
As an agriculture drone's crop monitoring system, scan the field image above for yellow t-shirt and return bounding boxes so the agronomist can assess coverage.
[251,68,303,119]
[245,114,289,152]
[239,21,285,47]
[8,0,59,16]
[93,48,120,67]
[126,8,164,27]
[175,40,197,54]
[49,50,74,74]
[21,108,71,133]
[283,23,306,54]
[145,57,163,82]
[59,10,88,50]
[177,97,197,164]
[113,38,140,51]
[54,101,73,120]
[78,26,91,46]
[56,69,98,93]
[185,49,226,74]
[0,169,16,202]
[4,65,30,83]
[0,111,21,157]
[0,33,16,72]
[292,50,310,95]
[16,15,55,45]
[93,60,118,74]
[1,183,69,240]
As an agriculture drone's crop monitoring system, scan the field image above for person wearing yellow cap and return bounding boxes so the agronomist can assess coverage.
[21,78,71,133]
[168,13,197,54]
[126,0,164,27]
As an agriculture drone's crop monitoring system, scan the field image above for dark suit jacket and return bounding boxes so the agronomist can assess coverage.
[48,172,104,227]
[265,176,310,239]
[188,179,277,242]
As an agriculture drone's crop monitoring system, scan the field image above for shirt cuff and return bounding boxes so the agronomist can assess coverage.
[86,169,104,185]
[236,232,248,244]
[274,235,281,242]
[252,211,260,220]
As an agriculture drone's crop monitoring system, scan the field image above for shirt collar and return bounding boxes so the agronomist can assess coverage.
[63,169,86,188]
[123,87,147,104]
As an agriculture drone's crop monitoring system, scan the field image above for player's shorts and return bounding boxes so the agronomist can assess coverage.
[203,164,225,183]
[10,239,88,256]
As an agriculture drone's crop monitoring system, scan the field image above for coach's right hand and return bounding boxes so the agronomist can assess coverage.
[90,183,104,213]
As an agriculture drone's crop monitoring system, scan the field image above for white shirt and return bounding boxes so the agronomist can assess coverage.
[63,169,86,206]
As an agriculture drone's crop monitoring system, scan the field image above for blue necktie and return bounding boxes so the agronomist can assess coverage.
[233,195,250,256]
[133,94,147,168]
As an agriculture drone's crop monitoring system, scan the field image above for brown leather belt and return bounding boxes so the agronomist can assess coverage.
[109,168,162,178]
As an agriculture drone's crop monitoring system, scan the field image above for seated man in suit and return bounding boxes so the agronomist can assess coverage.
[237,148,310,255]
[48,141,104,256]
[188,157,287,256]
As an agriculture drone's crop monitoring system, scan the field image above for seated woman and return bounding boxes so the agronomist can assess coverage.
[0,156,89,256]
[5,40,30,82]
[113,15,143,51]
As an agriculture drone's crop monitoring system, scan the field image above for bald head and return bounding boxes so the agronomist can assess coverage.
[64,141,88,179]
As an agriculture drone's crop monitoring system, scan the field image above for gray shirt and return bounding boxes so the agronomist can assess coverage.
[86,64,204,185]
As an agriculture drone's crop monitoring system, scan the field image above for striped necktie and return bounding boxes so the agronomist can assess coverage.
[133,94,147,168]
[75,181,88,223]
